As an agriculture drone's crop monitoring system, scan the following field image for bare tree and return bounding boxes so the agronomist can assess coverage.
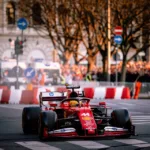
[75,0,107,72]
[111,0,150,81]
[77,0,150,80]
[18,0,84,64]
[18,0,150,82]
[77,0,150,81]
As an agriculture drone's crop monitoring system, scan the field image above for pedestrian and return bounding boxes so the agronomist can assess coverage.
[65,71,73,85]
[36,69,45,86]
[85,72,92,81]
[52,73,58,85]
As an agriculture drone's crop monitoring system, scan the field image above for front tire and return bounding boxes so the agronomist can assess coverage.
[110,109,132,138]
[38,111,57,140]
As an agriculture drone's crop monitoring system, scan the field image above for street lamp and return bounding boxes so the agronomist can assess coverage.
[0,58,2,81]
[107,0,111,82]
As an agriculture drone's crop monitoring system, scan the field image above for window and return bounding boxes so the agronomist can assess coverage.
[32,3,44,25]
[6,1,16,25]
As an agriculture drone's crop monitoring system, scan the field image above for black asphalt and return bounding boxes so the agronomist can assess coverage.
[0,100,150,150]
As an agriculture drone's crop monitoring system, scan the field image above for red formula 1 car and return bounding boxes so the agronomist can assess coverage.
[22,85,135,140]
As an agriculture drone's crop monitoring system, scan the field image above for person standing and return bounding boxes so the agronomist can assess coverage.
[85,72,92,81]
[36,69,45,86]
[65,71,73,85]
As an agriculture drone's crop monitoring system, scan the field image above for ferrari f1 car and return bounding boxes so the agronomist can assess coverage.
[22,85,135,140]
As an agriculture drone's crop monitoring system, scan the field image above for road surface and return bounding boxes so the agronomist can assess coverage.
[0,100,150,150]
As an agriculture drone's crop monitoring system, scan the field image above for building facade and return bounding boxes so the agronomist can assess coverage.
[0,0,149,67]
[0,0,55,64]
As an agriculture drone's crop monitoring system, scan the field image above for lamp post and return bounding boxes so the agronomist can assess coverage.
[0,58,2,80]
[115,46,118,85]
[16,17,28,89]
[107,0,111,82]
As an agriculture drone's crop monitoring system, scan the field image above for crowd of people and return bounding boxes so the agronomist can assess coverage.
[27,61,150,86]
[60,61,150,83]
[1,61,150,89]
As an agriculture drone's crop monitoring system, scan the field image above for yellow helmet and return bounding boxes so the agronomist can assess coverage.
[69,100,79,107]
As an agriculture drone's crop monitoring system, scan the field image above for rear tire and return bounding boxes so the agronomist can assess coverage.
[22,107,41,134]
[38,111,57,140]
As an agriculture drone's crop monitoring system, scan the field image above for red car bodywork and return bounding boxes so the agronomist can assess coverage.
[39,91,134,139]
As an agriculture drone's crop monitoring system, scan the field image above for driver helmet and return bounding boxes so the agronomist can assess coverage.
[69,100,83,107]
[69,91,78,98]
[69,100,79,107]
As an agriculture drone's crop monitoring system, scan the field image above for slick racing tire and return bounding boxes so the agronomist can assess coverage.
[22,107,41,134]
[110,109,132,137]
[38,111,57,140]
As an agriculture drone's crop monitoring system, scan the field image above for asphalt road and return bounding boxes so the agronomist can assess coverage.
[0,100,150,150]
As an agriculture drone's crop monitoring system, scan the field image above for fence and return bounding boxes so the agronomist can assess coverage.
[72,81,150,98]
[0,81,150,98]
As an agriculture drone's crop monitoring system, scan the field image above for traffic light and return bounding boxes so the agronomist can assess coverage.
[15,37,23,55]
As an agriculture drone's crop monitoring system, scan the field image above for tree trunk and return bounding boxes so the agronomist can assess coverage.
[87,55,96,72]
[120,58,127,82]
[102,56,108,81]
[74,53,79,65]
[64,50,73,64]
[102,56,107,74]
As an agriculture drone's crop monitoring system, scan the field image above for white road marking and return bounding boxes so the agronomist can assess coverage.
[16,141,61,150]
[115,139,147,145]
[0,105,38,110]
[133,120,150,122]
[131,116,150,118]
[131,116,150,124]
[105,102,117,105]
[130,112,144,115]
[0,105,23,110]
[121,107,128,109]
[118,102,134,106]
[133,122,150,125]
[134,143,150,148]
[68,141,109,149]
[107,103,117,106]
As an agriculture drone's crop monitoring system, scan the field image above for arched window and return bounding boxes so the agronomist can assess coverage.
[6,1,16,25]
[32,3,44,25]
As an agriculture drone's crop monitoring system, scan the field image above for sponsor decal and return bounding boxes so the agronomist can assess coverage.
[49,92,54,96]
[112,127,117,131]
[49,128,76,134]
[65,121,72,126]
[82,116,91,121]
[81,113,90,117]
[84,120,94,126]
[86,126,95,130]
[104,126,128,132]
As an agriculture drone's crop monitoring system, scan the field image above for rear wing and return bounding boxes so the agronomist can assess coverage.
[39,92,66,102]
[66,85,80,90]
[39,92,67,108]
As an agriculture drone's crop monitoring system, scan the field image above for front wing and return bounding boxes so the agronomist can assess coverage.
[43,125,135,138]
